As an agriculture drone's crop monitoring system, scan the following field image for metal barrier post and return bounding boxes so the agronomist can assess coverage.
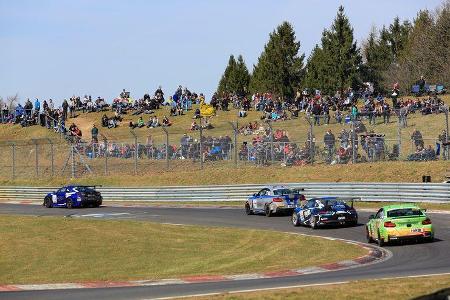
[32,139,39,177]
[130,130,138,175]
[47,139,54,177]
[228,121,238,167]
[397,111,402,158]
[445,106,449,160]
[70,144,75,178]
[199,123,203,169]
[351,121,356,163]
[266,121,274,164]
[101,134,108,175]
[11,143,16,179]
[305,117,314,164]
[162,127,169,170]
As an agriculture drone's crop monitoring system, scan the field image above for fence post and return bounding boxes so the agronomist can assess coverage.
[130,130,138,175]
[397,110,402,159]
[351,121,356,163]
[305,117,314,164]
[266,121,274,165]
[11,143,16,179]
[199,123,203,169]
[228,121,238,167]
[48,139,54,177]
[162,127,169,170]
[101,134,108,175]
[32,139,39,177]
[444,105,449,160]
[70,144,75,178]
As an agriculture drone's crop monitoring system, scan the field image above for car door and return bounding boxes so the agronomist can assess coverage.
[56,188,66,205]
[300,199,315,223]
[251,189,264,210]
[372,208,384,237]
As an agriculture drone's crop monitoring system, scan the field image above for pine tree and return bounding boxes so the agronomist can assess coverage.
[306,6,361,94]
[217,55,237,95]
[217,54,250,96]
[303,45,326,90]
[311,6,361,95]
[249,21,304,100]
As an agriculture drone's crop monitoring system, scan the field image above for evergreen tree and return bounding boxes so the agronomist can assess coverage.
[217,55,237,95]
[249,21,304,100]
[217,54,250,96]
[361,26,392,92]
[303,45,326,90]
[313,6,362,95]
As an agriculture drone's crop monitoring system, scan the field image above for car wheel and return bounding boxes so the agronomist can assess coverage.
[377,231,385,247]
[366,226,373,243]
[44,197,53,208]
[245,203,253,215]
[310,216,318,229]
[426,236,434,243]
[66,198,74,209]
[265,204,272,217]
[292,211,300,226]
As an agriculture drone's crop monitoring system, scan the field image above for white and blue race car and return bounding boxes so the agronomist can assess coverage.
[245,185,305,217]
[291,197,358,228]
[43,185,103,209]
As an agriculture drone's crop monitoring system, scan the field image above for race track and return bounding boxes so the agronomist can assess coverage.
[1,203,449,300]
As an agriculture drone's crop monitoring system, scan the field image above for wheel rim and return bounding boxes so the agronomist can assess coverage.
[292,213,298,225]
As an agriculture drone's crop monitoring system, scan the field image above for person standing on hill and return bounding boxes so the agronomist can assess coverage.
[62,99,69,121]
[91,124,99,143]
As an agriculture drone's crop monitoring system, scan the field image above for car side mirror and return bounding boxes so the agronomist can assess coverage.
[253,193,257,197]
[369,215,375,220]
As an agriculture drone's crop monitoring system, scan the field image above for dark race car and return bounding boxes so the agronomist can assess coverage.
[43,185,103,209]
[291,197,358,229]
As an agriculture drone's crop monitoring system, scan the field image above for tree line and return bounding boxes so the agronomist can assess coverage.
[216,2,450,99]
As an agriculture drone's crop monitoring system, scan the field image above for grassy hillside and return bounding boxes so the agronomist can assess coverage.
[1,95,448,146]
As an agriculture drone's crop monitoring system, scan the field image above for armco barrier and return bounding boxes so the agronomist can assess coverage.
[0,183,448,203]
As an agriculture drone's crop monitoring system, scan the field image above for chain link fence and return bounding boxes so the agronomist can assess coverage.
[0,106,448,179]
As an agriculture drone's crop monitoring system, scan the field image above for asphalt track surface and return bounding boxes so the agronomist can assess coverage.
[1,203,450,300]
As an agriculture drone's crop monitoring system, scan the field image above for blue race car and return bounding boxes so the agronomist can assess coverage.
[291,197,358,228]
[43,185,103,209]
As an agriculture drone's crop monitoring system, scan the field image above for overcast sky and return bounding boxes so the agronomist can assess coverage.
[0,0,444,104]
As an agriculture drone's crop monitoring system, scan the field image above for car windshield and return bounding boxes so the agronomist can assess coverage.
[387,208,424,218]
[273,189,295,195]
[321,199,347,207]
[75,186,95,192]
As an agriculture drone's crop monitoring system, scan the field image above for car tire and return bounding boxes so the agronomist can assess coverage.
[426,236,434,243]
[44,197,53,208]
[265,204,272,217]
[245,203,253,215]
[377,231,385,247]
[66,198,74,209]
[310,216,318,229]
[366,226,373,243]
[292,211,300,226]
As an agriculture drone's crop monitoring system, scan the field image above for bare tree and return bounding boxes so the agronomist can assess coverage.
[6,93,19,111]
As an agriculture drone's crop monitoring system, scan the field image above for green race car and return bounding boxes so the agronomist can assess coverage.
[366,204,434,246]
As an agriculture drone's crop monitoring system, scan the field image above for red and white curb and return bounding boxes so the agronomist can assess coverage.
[0,239,390,292]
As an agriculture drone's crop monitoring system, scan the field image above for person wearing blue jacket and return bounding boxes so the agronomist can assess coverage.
[34,98,40,113]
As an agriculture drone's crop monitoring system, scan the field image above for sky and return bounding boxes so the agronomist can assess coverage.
[0,0,445,104]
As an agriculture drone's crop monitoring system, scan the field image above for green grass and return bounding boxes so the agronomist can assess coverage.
[0,160,448,186]
[192,274,450,300]
[0,215,366,285]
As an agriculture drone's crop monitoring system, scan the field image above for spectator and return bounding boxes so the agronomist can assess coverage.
[34,98,40,113]
[162,116,171,127]
[62,99,69,121]
[417,75,426,93]
[323,129,336,161]
[91,124,98,143]
[411,129,424,149]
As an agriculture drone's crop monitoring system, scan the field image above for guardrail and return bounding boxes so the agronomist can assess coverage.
[0,183,448,203]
